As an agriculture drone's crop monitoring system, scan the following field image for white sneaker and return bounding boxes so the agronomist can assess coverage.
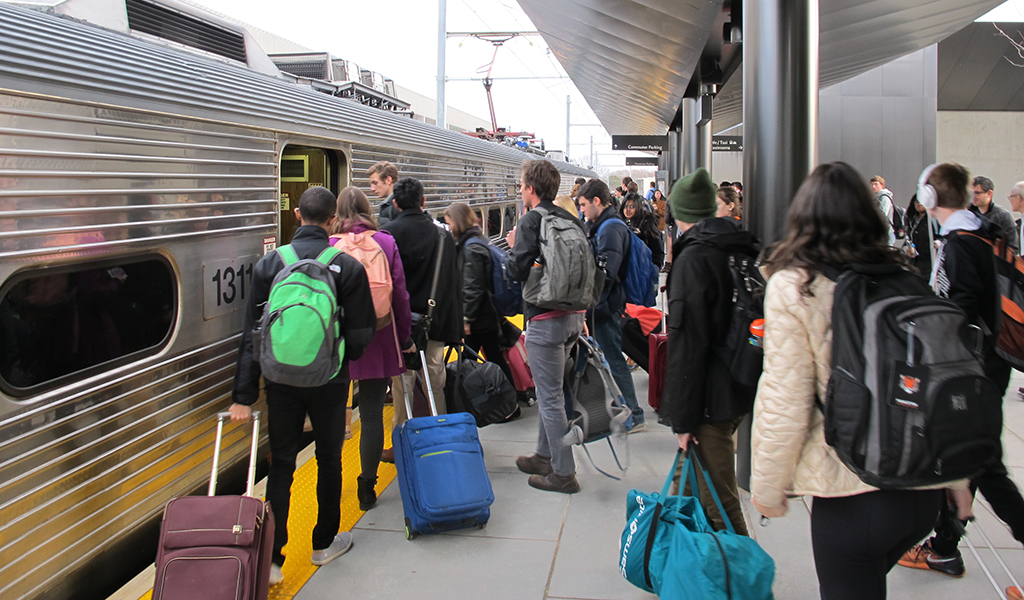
[269,563,283,585]
[310,532,354,566]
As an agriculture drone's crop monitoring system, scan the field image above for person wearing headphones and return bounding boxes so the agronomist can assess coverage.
[898,165,1024,600]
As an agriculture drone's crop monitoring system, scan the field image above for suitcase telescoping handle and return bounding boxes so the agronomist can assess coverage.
[209,411,261,498]
[401,351,440,420]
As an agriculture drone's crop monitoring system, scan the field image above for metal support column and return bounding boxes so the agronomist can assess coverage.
[565,95,571,161]
[667,129,679,185]
[696,90,714,173]
[743,0,819,246]
[436,0,447,129]
[681,98,698,176]
[736,0,819,492]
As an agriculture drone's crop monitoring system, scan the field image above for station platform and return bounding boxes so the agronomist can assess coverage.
[116,365,1024,600]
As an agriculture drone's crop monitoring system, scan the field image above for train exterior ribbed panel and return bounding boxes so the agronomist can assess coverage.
[0,93,275,600]
[0,3,594,181]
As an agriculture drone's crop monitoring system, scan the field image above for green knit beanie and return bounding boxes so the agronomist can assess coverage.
[669,168,717,224]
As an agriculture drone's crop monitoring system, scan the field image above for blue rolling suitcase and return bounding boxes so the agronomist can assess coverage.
[393,350,494,539]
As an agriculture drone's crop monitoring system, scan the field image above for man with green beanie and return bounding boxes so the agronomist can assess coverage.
[663,168,761,535]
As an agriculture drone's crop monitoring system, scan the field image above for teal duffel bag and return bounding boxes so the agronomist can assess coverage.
[620,447,775,599]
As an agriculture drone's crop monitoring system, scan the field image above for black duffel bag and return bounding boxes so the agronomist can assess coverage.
[444,345,520,427]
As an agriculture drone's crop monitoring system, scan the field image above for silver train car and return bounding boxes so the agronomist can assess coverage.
[0,2,595,598]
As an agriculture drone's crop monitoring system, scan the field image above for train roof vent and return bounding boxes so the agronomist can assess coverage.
[271,52,331,80]
[126,0,247,64]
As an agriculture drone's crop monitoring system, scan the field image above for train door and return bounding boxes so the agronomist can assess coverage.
[279,146,345,244]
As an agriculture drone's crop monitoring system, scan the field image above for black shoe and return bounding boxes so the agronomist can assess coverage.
[516,454,553,476]
[357,475,377,511]
[528,472,580,494]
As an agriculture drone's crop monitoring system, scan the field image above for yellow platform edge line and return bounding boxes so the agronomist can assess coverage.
[134,403,398,600]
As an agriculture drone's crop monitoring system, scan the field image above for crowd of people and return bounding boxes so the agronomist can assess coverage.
[221,152,1024,599]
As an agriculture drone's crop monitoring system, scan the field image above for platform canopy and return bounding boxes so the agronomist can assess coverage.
[517,0,1006,135]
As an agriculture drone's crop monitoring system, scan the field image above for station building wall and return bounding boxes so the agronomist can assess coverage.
[937,110,1024,211]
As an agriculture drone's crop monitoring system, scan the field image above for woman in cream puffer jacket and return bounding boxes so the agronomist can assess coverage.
[750,162,945,600]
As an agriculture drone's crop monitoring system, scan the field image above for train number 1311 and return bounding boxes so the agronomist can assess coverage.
[203,255,259,320]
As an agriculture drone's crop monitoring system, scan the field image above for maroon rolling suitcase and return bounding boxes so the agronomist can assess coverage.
[648,286,668,412]
[153,412,274,600]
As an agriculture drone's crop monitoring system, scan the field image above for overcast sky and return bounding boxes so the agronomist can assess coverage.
[186,0,1024,170]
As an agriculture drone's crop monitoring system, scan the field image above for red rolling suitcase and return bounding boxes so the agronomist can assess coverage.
[648,286,668,412]
[503,337,535,398]
[153,412,274,600]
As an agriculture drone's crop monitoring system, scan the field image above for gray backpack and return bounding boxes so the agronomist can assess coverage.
[522,206,602,310]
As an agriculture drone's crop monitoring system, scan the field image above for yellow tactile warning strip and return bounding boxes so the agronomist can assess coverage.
[137,402,397,600]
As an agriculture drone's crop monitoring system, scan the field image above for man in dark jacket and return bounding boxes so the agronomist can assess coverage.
[900,164,1024,591]
[368,160,399,228]
[970,175,1019,254]
[506,159,586,494]
[229,187,374,583]
[663,168,758,536]
[578,178,644,432]
[383,177,463,424]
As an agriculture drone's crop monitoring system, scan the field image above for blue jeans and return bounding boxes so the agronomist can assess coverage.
[593,312,643,424]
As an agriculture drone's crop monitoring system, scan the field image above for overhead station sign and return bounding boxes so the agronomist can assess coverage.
[626,156,659,166]
[712,136,743,152]
[612,135,666,152]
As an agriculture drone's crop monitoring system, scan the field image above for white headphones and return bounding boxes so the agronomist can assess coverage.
[917,163,939,210]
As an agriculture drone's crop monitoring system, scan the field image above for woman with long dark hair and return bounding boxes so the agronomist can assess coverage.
[903,193,938,276]
[444,202,516,390]
[750,162,945,599]
[329,187,412,511]
[620,193,665,267]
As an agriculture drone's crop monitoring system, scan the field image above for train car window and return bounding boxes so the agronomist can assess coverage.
[487,207,502,238]
[279,146,344,245]
[0,256,177,398]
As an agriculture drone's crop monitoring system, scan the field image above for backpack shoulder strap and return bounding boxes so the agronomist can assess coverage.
[277,245,299,266]
[316,246,342,265]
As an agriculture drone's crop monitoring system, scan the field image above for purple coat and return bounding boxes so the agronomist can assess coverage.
[331,224,412,380]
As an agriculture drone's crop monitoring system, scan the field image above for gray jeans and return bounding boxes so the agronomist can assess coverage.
[524,313,585,476]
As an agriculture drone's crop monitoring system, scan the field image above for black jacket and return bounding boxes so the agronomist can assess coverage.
[377,193,399,229]
[508,200,587,321]
[624,209,665,268]
[663,217,761,434]
[456,226,500,334]
[231,225,375,406]
[939,221,1009,387]
[588,206,631,320]
[970,202,1019,254]
[904,207,937,277]
[383,208,463,344]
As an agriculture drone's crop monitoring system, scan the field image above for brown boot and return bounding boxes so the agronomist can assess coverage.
[380,447,395,464]
[528,472,580,494]
[515,454,552,476]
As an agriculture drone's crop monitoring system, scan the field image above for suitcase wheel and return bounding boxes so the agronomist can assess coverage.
[477,522,486,530]
[404,517,416,541]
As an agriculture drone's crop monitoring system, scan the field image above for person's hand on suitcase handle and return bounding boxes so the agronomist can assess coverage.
[228,402,252,422]
[752,497,788,520]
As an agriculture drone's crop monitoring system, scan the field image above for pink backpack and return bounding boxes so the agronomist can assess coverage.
[331,232,393,330]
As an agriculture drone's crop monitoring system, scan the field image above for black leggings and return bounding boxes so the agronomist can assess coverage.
[354,378,389,481]
[811,490,943,600]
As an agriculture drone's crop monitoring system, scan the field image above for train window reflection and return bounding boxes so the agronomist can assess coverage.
[0,257,176,396]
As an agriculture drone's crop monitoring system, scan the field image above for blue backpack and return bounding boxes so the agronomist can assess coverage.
[465,238,523,316]
[596,218,659,307]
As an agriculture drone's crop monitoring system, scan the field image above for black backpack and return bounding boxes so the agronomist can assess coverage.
[443,345,519,427]
[714,253,767,388]
[824,264,1002,488]
[892,205,907,239]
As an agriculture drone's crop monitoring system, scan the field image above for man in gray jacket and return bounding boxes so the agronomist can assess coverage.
[970,175,1019,253]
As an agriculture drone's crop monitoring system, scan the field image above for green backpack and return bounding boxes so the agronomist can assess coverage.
[257,245,345,387]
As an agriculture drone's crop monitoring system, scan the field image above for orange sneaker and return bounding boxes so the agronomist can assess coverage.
[1007,586,1022,600]
[897,541,965,577]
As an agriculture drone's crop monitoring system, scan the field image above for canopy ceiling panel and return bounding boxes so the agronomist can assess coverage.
[518,0,1005,135]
